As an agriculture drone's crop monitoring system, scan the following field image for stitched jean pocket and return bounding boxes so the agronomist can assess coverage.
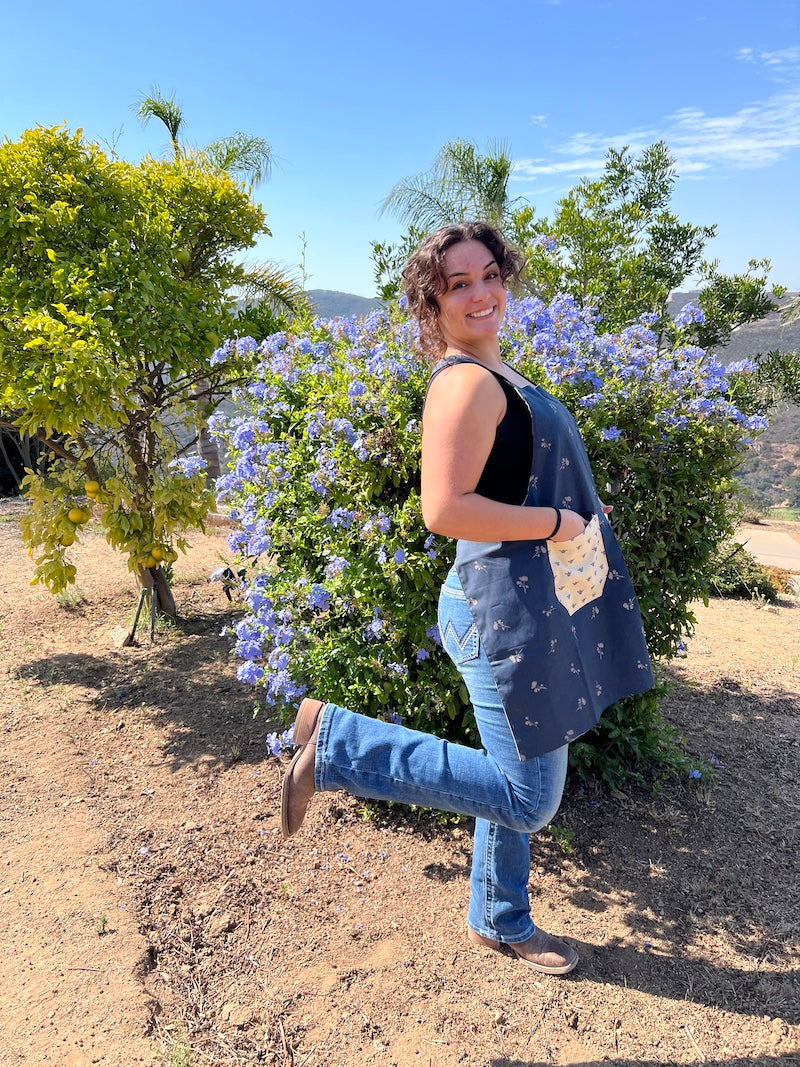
[546,513,609,617]
[439,583,481,666]
[441,619,481,665]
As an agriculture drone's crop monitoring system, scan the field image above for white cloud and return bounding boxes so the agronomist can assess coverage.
[528,114,548,127]
[736,45,800,78]
[513,155,608,178]
[513,85,800,185]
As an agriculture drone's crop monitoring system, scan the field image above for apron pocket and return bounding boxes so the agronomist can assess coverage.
[546,513,609,617]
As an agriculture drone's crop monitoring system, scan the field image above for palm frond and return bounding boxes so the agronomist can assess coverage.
[137,88,184,155]
[237,263,307,317]
[381,174,459,230]
[380,138,517,232]
[204,134,272,189]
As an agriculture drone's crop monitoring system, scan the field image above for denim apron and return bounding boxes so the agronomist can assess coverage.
[431,357,654,760]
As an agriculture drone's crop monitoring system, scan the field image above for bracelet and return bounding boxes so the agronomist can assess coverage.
[546,507,562,539]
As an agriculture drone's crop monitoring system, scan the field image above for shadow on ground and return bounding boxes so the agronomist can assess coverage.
[18,605,272,772]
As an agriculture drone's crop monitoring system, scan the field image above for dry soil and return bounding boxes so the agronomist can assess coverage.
[0,501,798,1067]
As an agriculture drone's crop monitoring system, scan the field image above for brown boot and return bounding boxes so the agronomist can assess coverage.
[468,927,578,975]
[280,699,324,838]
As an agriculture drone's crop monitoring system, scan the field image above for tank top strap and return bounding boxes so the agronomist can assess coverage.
[426,354,528,411]
[428,354,480,381]
[426,354,511,399]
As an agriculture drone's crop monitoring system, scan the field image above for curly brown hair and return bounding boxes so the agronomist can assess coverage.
[401,221,525,359]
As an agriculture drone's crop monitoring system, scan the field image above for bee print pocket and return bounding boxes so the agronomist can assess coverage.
[546,514,609,617]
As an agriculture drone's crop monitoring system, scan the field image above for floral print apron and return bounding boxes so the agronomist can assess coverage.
[433,357,655,760]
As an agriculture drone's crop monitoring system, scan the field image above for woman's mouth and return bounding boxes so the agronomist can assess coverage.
[467,307,494,320]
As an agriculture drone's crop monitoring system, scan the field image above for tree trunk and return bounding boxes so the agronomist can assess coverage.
[194,378,221,483]
[135,565,177,619]
[198,425,221,482]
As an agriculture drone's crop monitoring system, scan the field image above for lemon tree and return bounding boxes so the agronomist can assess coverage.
[0,125,277,615]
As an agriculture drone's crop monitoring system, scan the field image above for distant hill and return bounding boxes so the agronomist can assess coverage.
[669,291,800,511]
[306,290,383,319]
[669,290,800,363]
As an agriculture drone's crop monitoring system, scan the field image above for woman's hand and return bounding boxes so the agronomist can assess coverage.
[548,509,588,542]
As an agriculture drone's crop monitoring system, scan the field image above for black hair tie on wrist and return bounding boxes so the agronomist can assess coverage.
[547,507,562,539]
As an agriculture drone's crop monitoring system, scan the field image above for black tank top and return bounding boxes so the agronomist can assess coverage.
[474,370,533,505]
[428,357,533,506]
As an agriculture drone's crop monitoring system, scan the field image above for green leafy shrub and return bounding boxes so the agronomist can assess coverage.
[708,542,779,600]
[0,125,276,610]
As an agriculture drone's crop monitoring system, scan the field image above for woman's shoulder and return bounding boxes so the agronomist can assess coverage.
[427,357,505,395]
[424,358,507,421]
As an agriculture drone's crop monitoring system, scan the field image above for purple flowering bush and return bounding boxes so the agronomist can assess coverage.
[213,307,469,737]
[215,296,766,780]
[500,297,767,660]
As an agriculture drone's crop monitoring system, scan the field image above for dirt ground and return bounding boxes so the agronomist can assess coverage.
[0,500,798,1067]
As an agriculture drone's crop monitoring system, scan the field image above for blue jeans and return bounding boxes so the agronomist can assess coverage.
[314,568,568,944]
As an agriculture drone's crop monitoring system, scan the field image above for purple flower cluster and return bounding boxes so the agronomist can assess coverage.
[265,723,295,756]
[169,455,208,477]
[501,295,759,439]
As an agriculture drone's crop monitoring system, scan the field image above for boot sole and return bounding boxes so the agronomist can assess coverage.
[468,930,579,975]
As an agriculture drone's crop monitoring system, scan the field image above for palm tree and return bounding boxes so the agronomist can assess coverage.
[137,89,305,479]
[137,91,184,157]
[372,139,525,299]
[380,138,521,232]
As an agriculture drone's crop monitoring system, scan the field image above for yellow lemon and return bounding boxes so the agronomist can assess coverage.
[67,507,89,524]
[85,480,101,495]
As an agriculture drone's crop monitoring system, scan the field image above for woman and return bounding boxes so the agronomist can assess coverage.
[280,221,654,976]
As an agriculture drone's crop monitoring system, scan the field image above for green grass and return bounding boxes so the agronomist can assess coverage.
[56,585,86,610]
[546,823,576,854]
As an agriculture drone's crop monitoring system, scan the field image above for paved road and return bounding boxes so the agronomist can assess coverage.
[736,525,800,573]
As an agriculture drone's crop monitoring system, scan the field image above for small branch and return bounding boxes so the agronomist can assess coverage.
[683,1025,706,1061]
[33,433,79,465]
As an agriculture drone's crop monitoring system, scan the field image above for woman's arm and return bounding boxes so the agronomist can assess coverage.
[421,362,586,543]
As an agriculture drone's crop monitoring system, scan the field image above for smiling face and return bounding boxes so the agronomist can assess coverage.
[435,239,507,358]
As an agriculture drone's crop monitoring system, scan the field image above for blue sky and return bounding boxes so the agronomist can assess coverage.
[3,0,799,297]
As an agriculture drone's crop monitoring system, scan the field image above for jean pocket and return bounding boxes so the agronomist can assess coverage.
[546,513,609,617]
[441,618,481,665]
